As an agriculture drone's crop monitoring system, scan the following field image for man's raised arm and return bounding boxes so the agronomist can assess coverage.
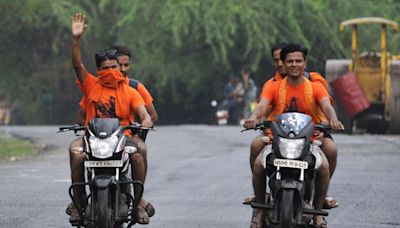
[71,13,88,83]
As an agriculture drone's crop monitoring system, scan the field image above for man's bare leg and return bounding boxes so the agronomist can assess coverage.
[313,150,330,226]
[244,136,267,205]
[250,153,267,227]
[68,137,86,221]
[321,137,337,177]
[250,135,266,172]
[129,137,152,224]
[321,137,339,209]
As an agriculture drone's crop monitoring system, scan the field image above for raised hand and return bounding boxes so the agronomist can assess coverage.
[71,13,87,39]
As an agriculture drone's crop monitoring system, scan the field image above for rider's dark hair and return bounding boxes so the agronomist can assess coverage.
[271,41,289,56]
[280,43,308,61]
[94,48,118,67]
[110,44,131,58]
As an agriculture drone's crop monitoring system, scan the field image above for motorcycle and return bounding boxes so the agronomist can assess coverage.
[58,118,152,228]
[210,99,229,125]
[243,112,330,227]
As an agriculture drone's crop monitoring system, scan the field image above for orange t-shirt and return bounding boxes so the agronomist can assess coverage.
[261,78,331,123]
[124,77,153,106]
[81,73,144,126]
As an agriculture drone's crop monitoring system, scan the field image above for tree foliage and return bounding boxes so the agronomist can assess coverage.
[0,0,399,124]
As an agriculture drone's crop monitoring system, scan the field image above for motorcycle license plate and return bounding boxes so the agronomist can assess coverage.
[84,160,123,168]
[273,159,308,169]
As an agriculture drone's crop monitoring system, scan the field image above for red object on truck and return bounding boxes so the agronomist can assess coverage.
[330,72,370,118]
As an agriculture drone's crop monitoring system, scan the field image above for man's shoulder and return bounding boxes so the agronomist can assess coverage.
[311,80,327,92]
[126,77,141,89]
[262,78,280,92]
[309,72,326,80]
[81,72,97,85]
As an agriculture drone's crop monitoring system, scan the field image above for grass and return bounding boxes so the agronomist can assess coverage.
[0,134,38,160]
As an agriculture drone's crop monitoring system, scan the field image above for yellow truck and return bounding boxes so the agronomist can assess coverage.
[326,17,400,134]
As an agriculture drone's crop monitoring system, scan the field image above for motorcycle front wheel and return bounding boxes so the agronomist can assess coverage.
[280,189,295,228]
[95,189,113,228]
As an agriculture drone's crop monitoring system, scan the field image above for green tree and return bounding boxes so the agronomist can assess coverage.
[0,0,399,124]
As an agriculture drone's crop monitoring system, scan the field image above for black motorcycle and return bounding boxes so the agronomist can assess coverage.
[59,118,152,228]
[243,112,330,228]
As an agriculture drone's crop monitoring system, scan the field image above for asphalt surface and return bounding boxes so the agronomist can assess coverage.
[0,125,399,228]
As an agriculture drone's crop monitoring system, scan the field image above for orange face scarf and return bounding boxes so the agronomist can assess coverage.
[96,69,125,88]
[85,69,132,124]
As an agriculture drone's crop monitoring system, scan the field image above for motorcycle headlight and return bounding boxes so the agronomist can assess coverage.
[89,136,119,159]
[278,137,305,159]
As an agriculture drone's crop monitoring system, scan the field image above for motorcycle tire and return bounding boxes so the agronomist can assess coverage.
[95,189,112,228]
[280,189,295,228]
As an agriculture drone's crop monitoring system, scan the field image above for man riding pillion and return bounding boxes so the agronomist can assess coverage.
[68,13,153,225]
[244,42,339,210]
[244,43,344,228]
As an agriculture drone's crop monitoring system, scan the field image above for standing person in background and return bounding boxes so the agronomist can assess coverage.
[224,75,244,125]
[241,69,258,119]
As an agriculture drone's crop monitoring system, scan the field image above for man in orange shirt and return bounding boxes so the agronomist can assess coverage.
[244,42,339,210]
[68,13,153,224]
[244,43,343,228]
[77,45,158,124]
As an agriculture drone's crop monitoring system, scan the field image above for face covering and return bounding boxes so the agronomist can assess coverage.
[96,69,125,88]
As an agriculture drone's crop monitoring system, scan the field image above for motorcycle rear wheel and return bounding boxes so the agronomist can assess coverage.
[280,189,295,228]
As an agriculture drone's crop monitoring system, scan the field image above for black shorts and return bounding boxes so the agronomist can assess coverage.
[125,137,139,147]
[324,131,334,141]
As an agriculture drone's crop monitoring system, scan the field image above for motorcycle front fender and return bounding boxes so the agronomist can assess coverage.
[94,175,113,189]
[269,179,305,225]
[269,179,306,200]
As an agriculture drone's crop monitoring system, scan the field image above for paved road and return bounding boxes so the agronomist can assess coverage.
[0,125,399,228]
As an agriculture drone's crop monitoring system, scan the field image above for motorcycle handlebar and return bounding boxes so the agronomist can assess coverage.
[241,120,272,132]
[314,124,345,132]
[123,123,156,131]
[314,124,331,131]
[57,124,86,133]
[242,122,344,133]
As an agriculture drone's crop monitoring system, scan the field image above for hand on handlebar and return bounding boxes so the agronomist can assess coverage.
[329,119,345,131]
[314,130,324,140]
[141,120,153,129]
[244,118,258,129]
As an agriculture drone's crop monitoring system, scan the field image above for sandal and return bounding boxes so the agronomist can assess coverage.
[323,196,338,209]
[313,217,328,228]
[249,209,265,228]
[243,193,270,205]
[243,194,255,205]
[65,202,75,215]
[145,202,155,217]
[135,207,149,224]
